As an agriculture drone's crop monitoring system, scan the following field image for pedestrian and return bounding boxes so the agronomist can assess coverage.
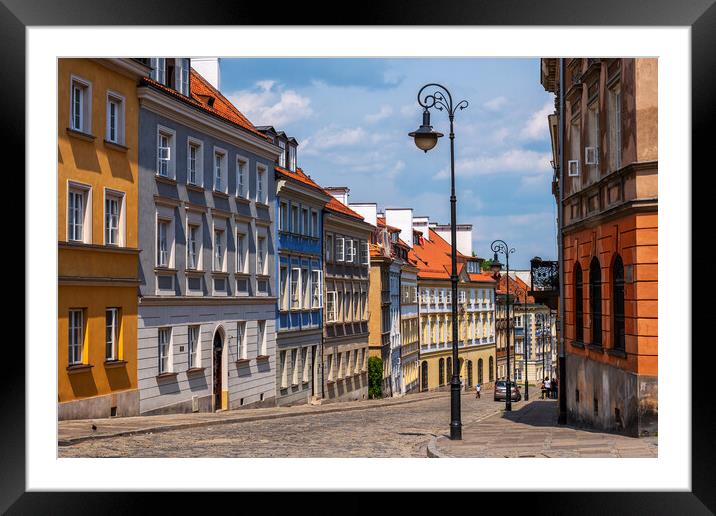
[551,377,558,399]
[540,378,546,399]
[544,376,551,399]
[475,382,481,399]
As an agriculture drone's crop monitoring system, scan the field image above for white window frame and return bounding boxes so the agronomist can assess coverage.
[312,270,323,308]
[69,75,91,134]
[237,321,247,359]
[256,164,267,204]
[187,137,203,186]
[336,237,345,262]
[256,235,267,275]
[176,58,190,96]
[291,348,299,386]
[188,325,200,369]
[213,147,227,193]
[280,265,290,311]
[150,58,167,85]
[302,266,311,309]
[257,320,266,356]
[67,182,92,243]
[291,267,302,310]
[156,125,176,179]
[301,347,309,383]
[68,309,84,365]
[213,228,225,272]
[105,90,125,145]
[280,350,288,388]
[360,240,369,265]
[158,327,172,374]
[156,218,172,267]
[236,155,249,198]
[288,144,296,172]
[103,188,126,247]
[279,201,289,231]
[187,222,201,270]
[236,231,247,273]
[326,291,337,323]
[278,140,286,168]
[105,308,120,361]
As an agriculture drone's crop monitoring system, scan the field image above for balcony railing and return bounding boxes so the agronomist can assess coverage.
[529,257,559,310]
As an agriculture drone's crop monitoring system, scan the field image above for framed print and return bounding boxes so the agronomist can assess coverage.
[6,0,713,512]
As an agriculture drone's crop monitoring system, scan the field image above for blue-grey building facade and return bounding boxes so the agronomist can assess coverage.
[136,59,281,415]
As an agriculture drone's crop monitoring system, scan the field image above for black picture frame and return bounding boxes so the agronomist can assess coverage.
[6,0,711,512]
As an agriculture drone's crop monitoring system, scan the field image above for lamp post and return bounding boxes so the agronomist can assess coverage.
[541,314,545,387]
[489,240,515,411]
[410,83,468,440]
[513,285,529,401]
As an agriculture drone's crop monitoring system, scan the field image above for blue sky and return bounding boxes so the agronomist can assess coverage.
[221,58,556,269]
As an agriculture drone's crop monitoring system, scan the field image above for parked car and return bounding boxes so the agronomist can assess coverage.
[494,380,521,402]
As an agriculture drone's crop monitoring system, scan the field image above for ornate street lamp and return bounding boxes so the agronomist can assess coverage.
[410,83,468,440]
[490,241,515,412]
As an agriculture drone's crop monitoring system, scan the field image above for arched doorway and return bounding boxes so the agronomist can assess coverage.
[213,328,224,411]
[478,358,484,384]
[467,360,473,387]
[438,358,445,386]
[421,361,429,391]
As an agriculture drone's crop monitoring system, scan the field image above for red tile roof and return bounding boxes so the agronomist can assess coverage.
[325,196,365,220]
[275,166,326,195]
[496,274,535,302]
[140,69,270,141]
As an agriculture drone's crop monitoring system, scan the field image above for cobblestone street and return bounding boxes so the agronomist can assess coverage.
[59,391,500,458]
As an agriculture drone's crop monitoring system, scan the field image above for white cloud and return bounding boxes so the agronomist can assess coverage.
[520,101,554,140]
[401,104,420,118]
[227,81,313,127]
[365,105,393,124]
[434,149,552,179]
[484,96,508,111]
[301,126,368,155]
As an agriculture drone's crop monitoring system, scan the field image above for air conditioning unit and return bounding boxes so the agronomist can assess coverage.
[585,146,599,165]
[568,160,580,177]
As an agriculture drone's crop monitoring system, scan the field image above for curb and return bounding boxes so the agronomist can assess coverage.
[58,391,449,447]
[426,407,502,458]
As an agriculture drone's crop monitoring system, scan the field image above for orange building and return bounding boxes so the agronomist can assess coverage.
[58,59,149,419]
[541,58,658,436]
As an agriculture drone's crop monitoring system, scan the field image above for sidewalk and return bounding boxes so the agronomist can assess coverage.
[58,390,447,446]
[429,398,658,458]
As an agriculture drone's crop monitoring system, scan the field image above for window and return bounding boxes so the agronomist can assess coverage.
[105,308,119,360]
[612,255,626,351]
[345,239,354,263]
[68,309,85,365]
[291,349,299,385]
[360,240,369,265]
[150,58,167,85]
[301,347,309,383]
[70,76,91,133]
[214,150,226,192]
[302,267,310,308]
[302,208,309,235]
[326,291,337,322]
[67,184,90,243]
[237,322,247,359]
[104,191,124,246]
[280,350,288,388]
[291,267,301,309]
[187,139,203,185]
[278,140,286,168]
[187,224,199,269]
[213,229,224,271]
[157,220,170,266]
[327,355,334,382]
[158,327,172,374]
[176,58,190,96]
[574,262,584,342]
[236,157,248,198]
[291,205,299,233]
[326,234,334,262]
[236,232,246,273]
[489,356,494,382]
[280,265,289,311]
[288,145,296,172]
[256,236,266,275]
[311,210,318,237]
[590,257,602,346]
[337,352,343,379]
[188,325,200,369]
[336,237,345,262]
[106,92,124,144]
[256,165,267,203]
[156,127,175,178]
[585,103,600,176]
[257,321,266,356]
[439,358,445,386]
[608,84,622,172]
[279,202,289,231]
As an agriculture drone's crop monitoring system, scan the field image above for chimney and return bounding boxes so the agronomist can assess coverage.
[324,187,350,206]
[385,208,414,248]
[413,216,431,241]
[433,223,474,256]
[348,203,377,227]
[191,57,221,91]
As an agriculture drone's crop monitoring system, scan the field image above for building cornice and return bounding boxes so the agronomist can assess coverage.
[276,178,332,205]
[139,295,277,307]
[563,197,658,233]
[93,58,151,79]
[138,86,280,161]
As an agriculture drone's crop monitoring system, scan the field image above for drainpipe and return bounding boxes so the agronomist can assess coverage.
[321,209,326,400]
[558,58,567,425]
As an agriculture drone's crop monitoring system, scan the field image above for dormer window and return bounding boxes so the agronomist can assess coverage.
[150,58,166,85]
[278,140,286,168]
[288,144,296,172]
[150,58,190,96]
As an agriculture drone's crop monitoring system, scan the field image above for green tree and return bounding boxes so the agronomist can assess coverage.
[368,356,383,399]
[481,259,494,272]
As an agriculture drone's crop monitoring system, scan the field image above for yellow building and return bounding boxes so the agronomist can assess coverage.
[411,229,497,392]
[57,58,149,420]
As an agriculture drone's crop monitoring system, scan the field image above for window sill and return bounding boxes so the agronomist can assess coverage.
[186,367,205,375]
[155,267,178,273]
[103,359,127,369]
[235,196,251,205]
[155,174,177,186]
[256,355,270,361]
[607,348,627,358]
[185,268,204,276]
[66,364,93,374]
[186,183,204,193]
[103,139,128,152]
[255,201,270,209]
[290,383,300,388]
[326,380,335,385]
[587,344,604,353]
[236,358,251,365]
[211,271,229,277]
[156,372,179,380]
[213,190,230,199]
[66,128,96,142]
[570,340,585,349]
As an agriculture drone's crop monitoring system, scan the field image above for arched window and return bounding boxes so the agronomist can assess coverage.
[590,257,602,346]
[612,255,625,351]
[438,358,445,386]
[489,356,494,382]
[421,361,429,391]
[478,358,484,384]
[467,360,474,386]
[446,357,452,382]
[574,262,584,342]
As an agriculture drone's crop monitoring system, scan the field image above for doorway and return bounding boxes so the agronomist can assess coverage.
[213,331,223,411]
